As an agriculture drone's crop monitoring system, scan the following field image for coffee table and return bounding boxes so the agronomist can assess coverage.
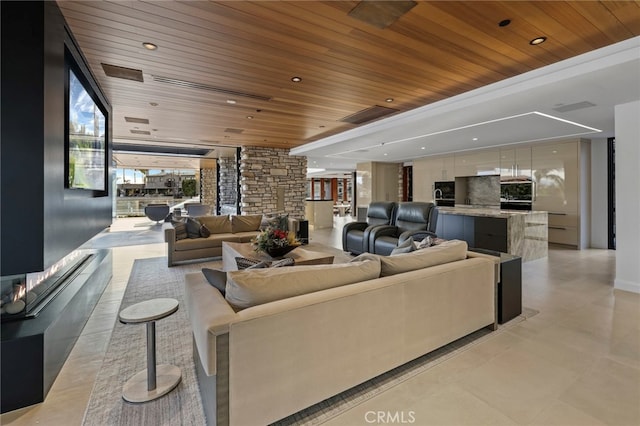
[222,241,334,271]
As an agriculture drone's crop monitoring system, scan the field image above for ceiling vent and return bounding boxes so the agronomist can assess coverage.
[348,1,417,29]
[101,63,144,82]
[552,101,596,113]
[124,117,150,124]
[340,105,399,124]
[224,128,244,134]
[151,75,272,101]
[130,130,151,135]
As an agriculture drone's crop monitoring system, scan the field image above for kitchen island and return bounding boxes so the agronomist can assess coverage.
[435,207,548,262]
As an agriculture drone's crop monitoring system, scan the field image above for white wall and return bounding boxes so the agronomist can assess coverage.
[614,100,640,293]
[590,138,609,248]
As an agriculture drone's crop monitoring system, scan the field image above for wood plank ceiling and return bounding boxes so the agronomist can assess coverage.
[57,0,640,156]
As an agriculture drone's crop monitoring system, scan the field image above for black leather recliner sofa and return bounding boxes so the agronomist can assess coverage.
[368,202,438,256]
[342,201,397,255]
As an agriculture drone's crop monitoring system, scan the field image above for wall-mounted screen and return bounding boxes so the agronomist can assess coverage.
[67,68,106,191]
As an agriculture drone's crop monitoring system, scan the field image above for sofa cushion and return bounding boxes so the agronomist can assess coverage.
[379,239,468,277]
[174,234,242,251]
[201,268,227,295]
[232,215,263,233]
[391,237,415,255]
[197,215,232,234]
[225,258,381,310]
[186,217,203,239]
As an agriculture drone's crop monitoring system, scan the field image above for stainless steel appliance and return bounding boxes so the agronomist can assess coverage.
[434,181,455,207]
[500,181,533,210]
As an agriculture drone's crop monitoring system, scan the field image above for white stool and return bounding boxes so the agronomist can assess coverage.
[119,298,182,403]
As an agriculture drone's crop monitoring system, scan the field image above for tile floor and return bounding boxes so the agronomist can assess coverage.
[2,216,639,426]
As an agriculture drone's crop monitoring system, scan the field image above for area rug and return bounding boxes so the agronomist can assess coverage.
[83,251,537,425]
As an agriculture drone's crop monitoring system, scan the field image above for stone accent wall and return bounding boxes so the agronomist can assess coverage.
[218,156,238,211]
[200,167,217,212]
[240,146,307,218]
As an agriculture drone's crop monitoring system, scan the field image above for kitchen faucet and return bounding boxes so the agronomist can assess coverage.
[433,188,443,200]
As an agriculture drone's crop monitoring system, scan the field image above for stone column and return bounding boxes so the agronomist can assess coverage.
[218,156,238,214]
[240,146,306,218]
[200,167,216,213]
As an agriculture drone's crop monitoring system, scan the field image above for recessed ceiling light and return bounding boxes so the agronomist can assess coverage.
[530,36,547,46]
[385,98,394,103]
[149,102,158,107]
[472,137,478,141]
[226,99,237,104]
[246,116,253,119]
[291,76,302,82]
[319,125,325,128]
[142,42,158,50]
[498,19,511,27]
[421,147,426,150]
[383,153,388,156]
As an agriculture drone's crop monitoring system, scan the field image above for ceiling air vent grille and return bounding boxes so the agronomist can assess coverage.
[348,1,417,29]
[130,130,151,135]
[224,128,244,134]
[101,63,144,82]
[124,117,150,124]
[340,105,399,124]
[552,101,596,113]
[151,75,272,101]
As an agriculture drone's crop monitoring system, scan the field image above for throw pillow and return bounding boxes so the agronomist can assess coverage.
[186,217,202,239]
[270,257,295,268]
[391,237,416,255]
[201,268,226,295]
[173,222,188,241]
[235,257,265,270]
[416,236,433,250]
[200,224,211,238]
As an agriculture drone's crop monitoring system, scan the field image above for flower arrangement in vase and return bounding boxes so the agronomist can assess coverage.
[253,227,301,258]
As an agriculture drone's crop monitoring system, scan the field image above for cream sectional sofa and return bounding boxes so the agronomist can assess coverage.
[163,214,301,267]
[184,240,499,425]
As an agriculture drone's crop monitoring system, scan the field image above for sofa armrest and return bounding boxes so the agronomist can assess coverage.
[162,222,177,266]
[466,251,501,285]
[367,225,399,252]
[184,272,237,376]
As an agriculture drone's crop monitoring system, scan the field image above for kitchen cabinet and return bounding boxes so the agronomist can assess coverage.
[435,208,548,262]
[500,147,532,179]
[454,149,500,177]
[356,161,399,206]
[412,155,454,202]
[531,140,586,247]
[438,214,506,253]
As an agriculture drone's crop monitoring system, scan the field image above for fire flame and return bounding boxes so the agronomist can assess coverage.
[25,250,82,292]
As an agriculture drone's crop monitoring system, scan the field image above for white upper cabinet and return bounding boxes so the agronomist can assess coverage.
[412,155,456,201]
[500,147,532,180]
[454,150,500,177]
[532,141,579,215]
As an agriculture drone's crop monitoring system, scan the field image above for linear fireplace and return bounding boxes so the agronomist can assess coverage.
[1,250,93,321]
[1,249,112,413]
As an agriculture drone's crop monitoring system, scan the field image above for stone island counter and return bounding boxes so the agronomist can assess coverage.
[435,207,548,262]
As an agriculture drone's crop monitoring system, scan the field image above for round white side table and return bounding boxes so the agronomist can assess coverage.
[118,298,182,403]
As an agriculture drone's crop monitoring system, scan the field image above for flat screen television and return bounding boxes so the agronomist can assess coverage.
[65,54,107,192]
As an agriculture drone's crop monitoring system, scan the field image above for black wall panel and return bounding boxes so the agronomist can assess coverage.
[1,1,112,276]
